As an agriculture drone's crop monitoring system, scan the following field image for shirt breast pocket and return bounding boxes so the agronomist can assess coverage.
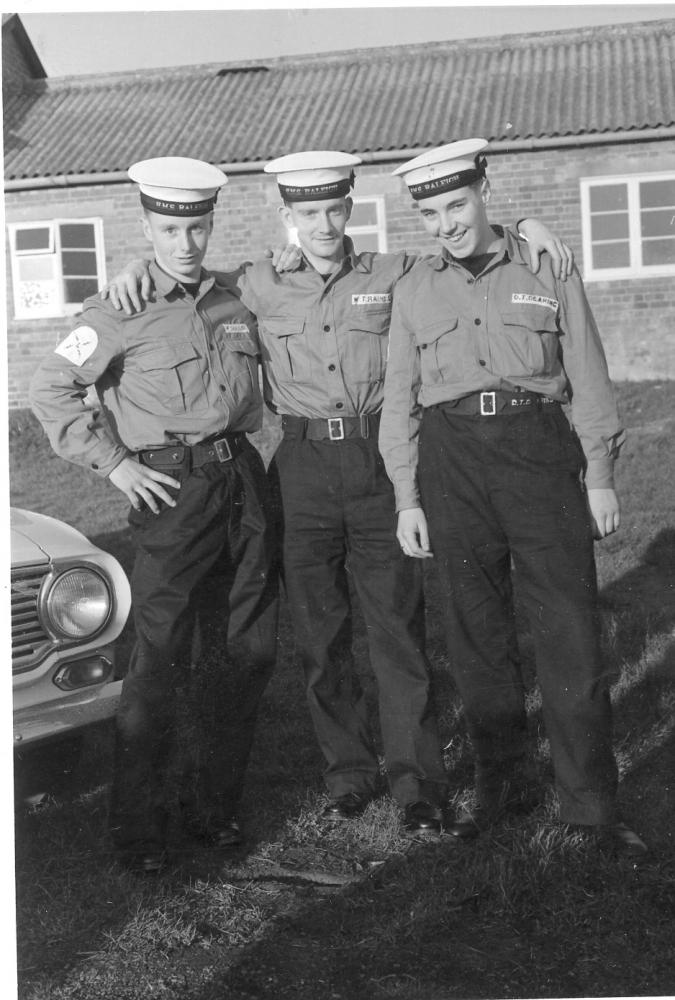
[415,316,460,385]
[134,341,207,413]
[348,306,390,382]
[259,316,311,383]
[499,308,559,378]
[221,331,259,388]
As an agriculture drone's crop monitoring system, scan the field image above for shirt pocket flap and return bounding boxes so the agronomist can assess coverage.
[415,316,459,347]
[223,333,258,356]
[501,308,558,333]
[135,343,197,371]
[261,316,305,339]
[351,307,390,335]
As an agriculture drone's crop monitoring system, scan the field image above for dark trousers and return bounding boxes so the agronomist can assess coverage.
[269,432,448,808]
[109,441,278,850]
[418,404,618,826]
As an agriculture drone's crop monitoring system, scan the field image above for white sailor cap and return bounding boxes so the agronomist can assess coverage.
[393,139,489,201]
[264,150,362,202]
[128,157,228,216]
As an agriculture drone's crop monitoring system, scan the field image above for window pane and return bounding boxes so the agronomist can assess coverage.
[592,242,630,269]
[61,249,98,276]
[349,201,379,226]
[63,277,98,303]
[17,281,58,313]
[589,184,627,212]
[640,179,675,209]
[640,209,675,239]
[348,231,380,251]
[59,223,96,248]
[590,214,629,240]
[15,227,52,252]
[642,238,675,267]
[17,256,56,281]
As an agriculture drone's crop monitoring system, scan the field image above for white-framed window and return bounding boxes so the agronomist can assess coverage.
[347,195,388,252]
[580,173,675,281]
[8,218,106,319]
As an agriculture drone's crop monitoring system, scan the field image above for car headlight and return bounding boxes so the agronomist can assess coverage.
[44,567,113,640]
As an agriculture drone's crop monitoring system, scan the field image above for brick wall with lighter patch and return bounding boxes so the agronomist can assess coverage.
[5,139,675,407]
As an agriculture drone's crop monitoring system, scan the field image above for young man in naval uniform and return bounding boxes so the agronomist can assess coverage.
[30,158,279,872]
[102,150,573,837]
[378,139,647,856]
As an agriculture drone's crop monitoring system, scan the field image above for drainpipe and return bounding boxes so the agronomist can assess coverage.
[5,128,675,192]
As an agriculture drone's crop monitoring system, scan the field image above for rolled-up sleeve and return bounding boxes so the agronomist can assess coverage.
[379,285,424,511]
[556,268,625,489]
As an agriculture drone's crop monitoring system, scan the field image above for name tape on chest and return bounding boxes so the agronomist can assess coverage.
[351,294,392,306]
[219,323,250,336]
[511,293,558,312]
[54,326,99,366]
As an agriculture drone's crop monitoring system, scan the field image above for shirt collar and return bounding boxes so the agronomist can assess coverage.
[430,225,529,271]
[150,260,214,298]
[343,236,371,273]
[297,236,368,275]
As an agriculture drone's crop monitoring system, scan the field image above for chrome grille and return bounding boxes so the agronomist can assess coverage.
[11,565,52,672]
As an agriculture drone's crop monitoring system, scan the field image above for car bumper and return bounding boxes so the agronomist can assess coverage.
[13,678,123,748]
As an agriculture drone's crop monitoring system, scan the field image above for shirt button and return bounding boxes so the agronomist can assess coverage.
[91,463,99,470]
[421,344,428,350]
[479,360,486,367]
[467,278,474,285]
[328,363,336,371]
[474,318,481,325]
[323,324,331,332]
[336,401,344,410]
[219,384,226,392]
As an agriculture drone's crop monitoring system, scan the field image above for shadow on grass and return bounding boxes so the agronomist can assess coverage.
[12,391,675,1000]
[180,529,675,1000]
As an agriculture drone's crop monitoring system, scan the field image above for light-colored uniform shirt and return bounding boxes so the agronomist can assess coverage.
[239,239,417,418]
[30,262,262,478]
[379,228,624,511]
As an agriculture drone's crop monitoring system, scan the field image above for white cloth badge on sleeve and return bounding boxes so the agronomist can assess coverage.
[511,293,558,312]
[351,294,392,306]
[54,326,99,366]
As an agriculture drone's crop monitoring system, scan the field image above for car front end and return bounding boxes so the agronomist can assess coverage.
[11,508,131,749]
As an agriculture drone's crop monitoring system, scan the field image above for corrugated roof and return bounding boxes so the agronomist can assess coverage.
[4,18,675,181]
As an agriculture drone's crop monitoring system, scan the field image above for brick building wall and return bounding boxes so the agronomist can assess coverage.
[5,138,675,408]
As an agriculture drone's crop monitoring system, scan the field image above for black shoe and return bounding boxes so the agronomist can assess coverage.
[602,822,649,857]
[205,819,243,849]
[180,803,243,848]
[321,792,371,821]
[448,774,543,840]
[446,810,484,840]
[116,847,167,874]
[403,800,442,836]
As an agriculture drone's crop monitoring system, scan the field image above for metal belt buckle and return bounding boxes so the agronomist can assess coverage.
[328,417,345,441]
[213,437,233,462]
[480,391,497,416]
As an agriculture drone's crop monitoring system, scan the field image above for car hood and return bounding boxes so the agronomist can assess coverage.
[10,508,93,567]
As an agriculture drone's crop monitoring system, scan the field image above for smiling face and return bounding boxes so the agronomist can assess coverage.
[280,196,352,271]
[141,210,213,283]
[417,179,497,258]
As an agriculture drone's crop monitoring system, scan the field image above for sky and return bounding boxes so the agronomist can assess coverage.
[15,2,675,77]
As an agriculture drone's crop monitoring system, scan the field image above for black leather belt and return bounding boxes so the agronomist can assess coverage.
[139,433,246,470]
[281,413,380,442]
[436,390,559,417]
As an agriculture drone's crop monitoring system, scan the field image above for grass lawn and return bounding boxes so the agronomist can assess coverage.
[10,381,675,1000]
